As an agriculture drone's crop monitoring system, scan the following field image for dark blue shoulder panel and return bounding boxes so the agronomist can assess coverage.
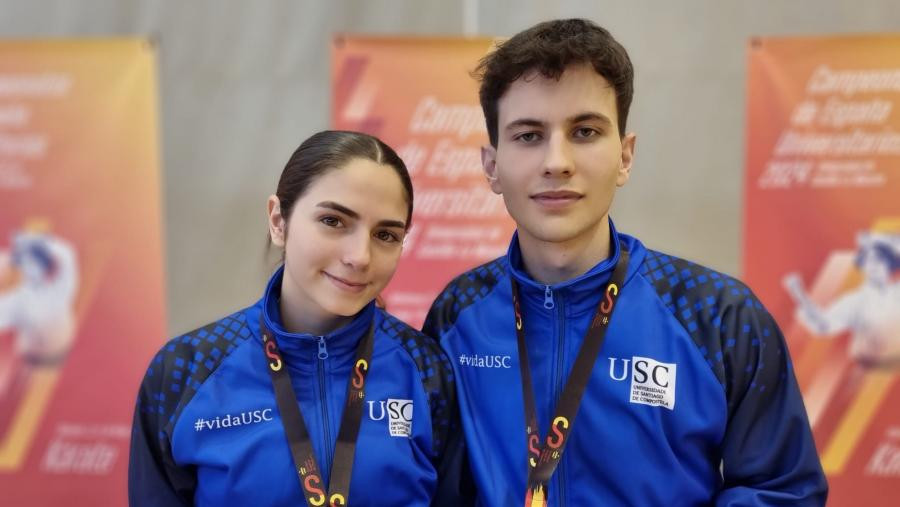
[139,311,253,440]
[422,257,506,338]
[129,310,253,505]
[637,249,779,415]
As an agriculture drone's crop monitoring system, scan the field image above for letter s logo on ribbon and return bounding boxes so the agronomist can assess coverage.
[528,433,540,467]
[600,283,619,314]
[352,358,368,389]
[546,416,569,449]
[304,475,326,505]
[514,299,523,330]
[265,340,282,371]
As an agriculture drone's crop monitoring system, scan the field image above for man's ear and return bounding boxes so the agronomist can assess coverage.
[267,195,286,247]
[617,132,636,187]
[481,144,502,194]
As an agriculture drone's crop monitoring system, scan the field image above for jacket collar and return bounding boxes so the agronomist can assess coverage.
[505,219,644,317]
[258,265,375,372]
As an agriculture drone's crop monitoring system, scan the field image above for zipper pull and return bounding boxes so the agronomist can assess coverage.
[544,285,555,310]
[317,336,329,360]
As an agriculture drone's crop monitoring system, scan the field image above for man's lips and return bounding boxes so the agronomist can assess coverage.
[323,272,368,293]
[531,190,583,208]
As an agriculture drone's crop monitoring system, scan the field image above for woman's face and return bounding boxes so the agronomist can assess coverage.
[268,157,408,331]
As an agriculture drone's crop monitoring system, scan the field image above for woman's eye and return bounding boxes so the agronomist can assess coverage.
[376,230,400,243]
[320,216,343,228]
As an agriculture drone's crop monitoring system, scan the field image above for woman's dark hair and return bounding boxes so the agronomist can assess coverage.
[275,130,413,229]
[474,18,634,147]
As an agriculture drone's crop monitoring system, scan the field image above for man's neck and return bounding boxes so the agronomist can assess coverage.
[517,218,613,286]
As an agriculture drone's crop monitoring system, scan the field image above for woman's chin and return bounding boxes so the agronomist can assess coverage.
[320,297,371,319]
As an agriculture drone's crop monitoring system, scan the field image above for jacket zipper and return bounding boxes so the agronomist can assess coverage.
[317,336,332,481]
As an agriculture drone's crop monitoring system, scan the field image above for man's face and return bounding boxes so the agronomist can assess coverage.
[483,63,635,249]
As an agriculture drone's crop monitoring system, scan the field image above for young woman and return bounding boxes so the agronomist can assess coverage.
[129,131,462,506]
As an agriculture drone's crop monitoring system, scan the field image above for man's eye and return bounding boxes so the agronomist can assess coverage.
[515,132,541,143]
[573,127,599,138]
[320,216,343,228]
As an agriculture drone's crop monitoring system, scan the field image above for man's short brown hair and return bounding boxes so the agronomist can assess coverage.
[474,19,634,147]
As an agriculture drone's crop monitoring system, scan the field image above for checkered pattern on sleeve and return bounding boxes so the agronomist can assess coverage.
[422,257,507,337]
[138,311,253,440]
[637,249,785,415]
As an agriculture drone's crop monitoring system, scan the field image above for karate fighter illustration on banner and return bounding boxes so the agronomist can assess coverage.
[784,231,900,368]
[0,227,79,439]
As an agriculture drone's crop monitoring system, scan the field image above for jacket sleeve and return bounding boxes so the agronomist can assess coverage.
[128,352,196,506]
[431,395,478,507]
[715,295,828,506]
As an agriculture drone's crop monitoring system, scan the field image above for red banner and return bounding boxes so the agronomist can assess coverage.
[331,37,516,328]
[0,40,165,505]
[745,36,900,505]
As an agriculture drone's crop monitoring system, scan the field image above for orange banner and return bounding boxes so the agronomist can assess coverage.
[331,36,515,328]
[0,40,165,505]
[745,35,900,505]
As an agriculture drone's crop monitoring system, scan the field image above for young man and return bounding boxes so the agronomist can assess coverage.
[423,19,827,506]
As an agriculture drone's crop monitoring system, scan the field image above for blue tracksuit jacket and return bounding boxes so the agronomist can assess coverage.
[423,223,828,506]
[129,267,459,506]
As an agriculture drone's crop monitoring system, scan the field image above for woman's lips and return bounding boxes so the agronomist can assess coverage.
[323,272,368,293]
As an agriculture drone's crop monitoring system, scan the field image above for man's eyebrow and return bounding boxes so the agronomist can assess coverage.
[570,112,613,127]
[317,201,406,229]
[504,113,613,131]
[504,118,545,131]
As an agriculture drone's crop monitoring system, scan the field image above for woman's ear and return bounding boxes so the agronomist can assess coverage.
[267,195,286,247]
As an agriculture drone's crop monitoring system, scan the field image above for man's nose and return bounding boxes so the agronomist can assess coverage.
[543,131,574,177]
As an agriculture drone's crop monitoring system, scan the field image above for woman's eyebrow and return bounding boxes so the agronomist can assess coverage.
[378,219,407,229]
[316,201,358,218]
[317,201,406,229]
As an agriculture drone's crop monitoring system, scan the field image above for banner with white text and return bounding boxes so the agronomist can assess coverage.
[0,39,165,505]
[745,35,900,505]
